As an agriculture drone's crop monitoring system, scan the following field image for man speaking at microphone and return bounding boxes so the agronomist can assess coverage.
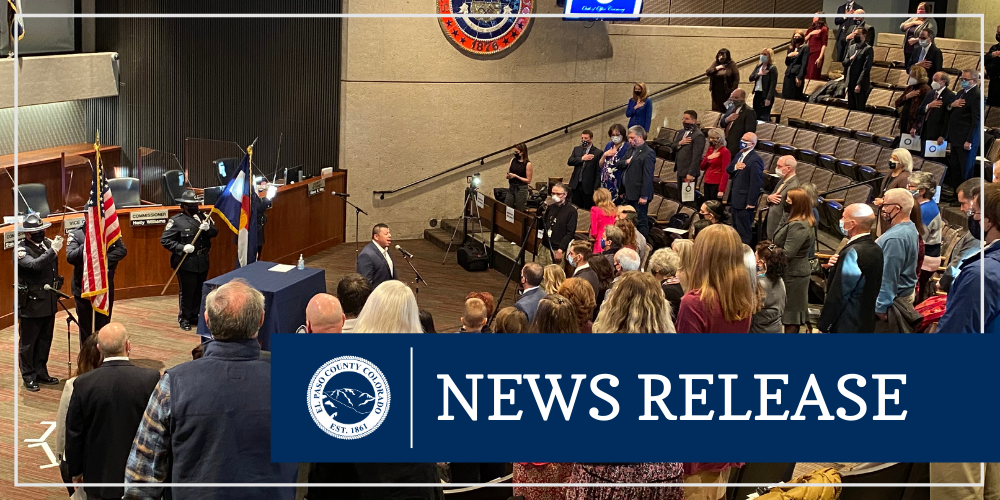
[357,223,398,289]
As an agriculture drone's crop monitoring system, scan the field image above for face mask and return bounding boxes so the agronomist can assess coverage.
[783,203,792,213]
[889,160,899,170]
[551,194,562,204]
[854,37,865,45]
[996,33,1000,43]
[759,55,767,64]
[882,206,899,222]
[931,81,943,91]
[611,135,623,144]
[740,140,751,150]
[683,122,695,130]
[28,231,45,243]
[732,99,745,108]
[969,214,983,240]
[582,140,591,147]
[960,80,971,90]
[909,189,920,197]
[919,39,930,48]
[839,220,848,235]
[634,89,641,95]
[183,205,199,216]
[566,253,576,267]
[907,77,918,86]
[794,37,804,45]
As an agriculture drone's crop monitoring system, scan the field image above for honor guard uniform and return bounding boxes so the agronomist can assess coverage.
[66,212,127,344]
[16,214,64,392]
[161,190,218,331]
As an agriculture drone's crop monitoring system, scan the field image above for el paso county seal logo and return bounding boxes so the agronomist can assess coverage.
[308,356,390,440]
[438,0,535,56]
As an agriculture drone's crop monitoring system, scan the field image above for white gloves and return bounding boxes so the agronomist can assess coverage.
[199,221,210,231]
[51,236,64,252]
[183,244,195,254]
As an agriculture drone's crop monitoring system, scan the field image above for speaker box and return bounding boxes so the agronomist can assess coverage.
[458,243,489,272]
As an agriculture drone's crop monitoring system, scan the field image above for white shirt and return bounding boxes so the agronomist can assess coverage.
[373,240,393,274]
[522,286,540,295]
[103,356,129,362]
[342,318,358,332]
[737,149,751,164]
[573,263,591,276]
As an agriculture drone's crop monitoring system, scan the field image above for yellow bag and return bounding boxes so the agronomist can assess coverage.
[754,467,842,500]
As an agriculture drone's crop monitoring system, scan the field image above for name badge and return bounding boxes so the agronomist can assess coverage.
[547,229,553,238]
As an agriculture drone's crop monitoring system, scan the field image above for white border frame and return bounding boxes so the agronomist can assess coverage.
[12,10,988,490]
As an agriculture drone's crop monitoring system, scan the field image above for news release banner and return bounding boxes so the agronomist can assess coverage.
[271,334,999,463]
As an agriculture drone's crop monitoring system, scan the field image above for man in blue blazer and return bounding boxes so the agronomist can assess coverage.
[514,262,545,323]
[356,223,398,290]
[726,132,764,245]
[615,125,656,237]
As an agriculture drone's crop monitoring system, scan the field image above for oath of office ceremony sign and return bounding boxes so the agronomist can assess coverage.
[271,334,999,463]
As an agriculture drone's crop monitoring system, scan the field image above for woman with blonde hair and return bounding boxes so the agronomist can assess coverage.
[557,278,597,333]
[671,238,695,291]
[700,128,731,201]
[353,281,423,333]
[749,48,779,121]
[593,271,676,333]
[626,82,652,132]
[675,225,755,333]
[875,148,913,232]
[541,264,566,295]
[773,188,816,333]
[590,188,617,253]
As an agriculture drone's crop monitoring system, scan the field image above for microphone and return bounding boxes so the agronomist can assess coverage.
[43,284,72,300]
[331,191,350,198]
[395,245,414,259]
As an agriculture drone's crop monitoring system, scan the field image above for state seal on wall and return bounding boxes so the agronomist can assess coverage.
[438,0,534,56]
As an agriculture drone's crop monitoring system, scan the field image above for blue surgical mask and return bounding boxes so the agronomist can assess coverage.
[909,189,920,197]
[759,55,767,64]
[839,220,848,235]
[567,253,577,267]
[960,80,971,90]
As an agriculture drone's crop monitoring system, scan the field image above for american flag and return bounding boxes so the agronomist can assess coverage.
[80,138,121,315]
[8,0,25,42]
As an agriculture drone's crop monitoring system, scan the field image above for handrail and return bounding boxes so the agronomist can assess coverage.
[373,40,793,199]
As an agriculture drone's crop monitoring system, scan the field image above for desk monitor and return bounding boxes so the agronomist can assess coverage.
[284,165,304,185]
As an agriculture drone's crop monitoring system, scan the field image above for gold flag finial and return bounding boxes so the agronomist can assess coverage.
[94,130,102,151]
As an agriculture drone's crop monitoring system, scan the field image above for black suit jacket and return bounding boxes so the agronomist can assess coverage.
[947,85,983,145]
[615,143,655,202]
[916,87,955,141]
[541,201,579,255]
[818,234,884,333]
[748,63,779,102]
[843,42,874,88]
[356,241,398,289]
[784,44,811,80]
[719,104,758,158]
[66,227,127,297]
[907,43,942,77]
[65,360,160,499]
[573,265,602,300]
[726,150,765,209]
[567,144,602,195]
[834,1,863,26]
[671,127,706,182]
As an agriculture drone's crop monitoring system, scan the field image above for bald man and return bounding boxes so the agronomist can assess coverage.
[727,132,764,244]
[304,293,346,334]
[719,88,757,158]
[766,155,802,240]
[818,204,884,333]
[875,188,919,330]
[66,323,160,499]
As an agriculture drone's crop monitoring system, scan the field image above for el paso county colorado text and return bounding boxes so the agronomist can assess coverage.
[437,373,907,422]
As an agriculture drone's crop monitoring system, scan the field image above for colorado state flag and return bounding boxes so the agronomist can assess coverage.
[211,154,258,267]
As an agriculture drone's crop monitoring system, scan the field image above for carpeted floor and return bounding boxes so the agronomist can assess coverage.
[1,239,516,498]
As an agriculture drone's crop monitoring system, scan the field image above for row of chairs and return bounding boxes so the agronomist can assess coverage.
[755,122,948,186]
[870,44,982,74]
[15,178,143,218]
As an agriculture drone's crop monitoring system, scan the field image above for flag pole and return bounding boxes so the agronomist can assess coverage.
[160,214,213,296]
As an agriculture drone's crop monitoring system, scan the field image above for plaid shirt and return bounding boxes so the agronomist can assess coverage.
[123,373,172,499]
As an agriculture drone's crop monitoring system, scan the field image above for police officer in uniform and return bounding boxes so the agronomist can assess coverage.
[17,214,64,392]
[161,190,218,331]
[66,209,128,345]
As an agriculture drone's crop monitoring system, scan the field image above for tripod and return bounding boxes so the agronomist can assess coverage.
[490,214,538,328]
[443,187,486,264]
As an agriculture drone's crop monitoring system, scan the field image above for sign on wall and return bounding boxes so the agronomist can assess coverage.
[438,0,535,56]
[130,208,169,227]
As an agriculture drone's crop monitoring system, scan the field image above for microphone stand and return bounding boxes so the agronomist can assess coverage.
[334,193,367,254]
[490,214,538,328]
[55,293,79,378]
[400,253,428,296]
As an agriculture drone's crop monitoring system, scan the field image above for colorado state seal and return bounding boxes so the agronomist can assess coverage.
[307,356,390,440]
[438,0,535,55]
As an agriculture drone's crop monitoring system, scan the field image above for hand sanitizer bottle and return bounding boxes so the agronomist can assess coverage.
[297,254,305,270]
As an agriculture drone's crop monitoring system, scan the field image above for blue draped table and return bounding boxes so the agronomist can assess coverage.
[196,261,326,349]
